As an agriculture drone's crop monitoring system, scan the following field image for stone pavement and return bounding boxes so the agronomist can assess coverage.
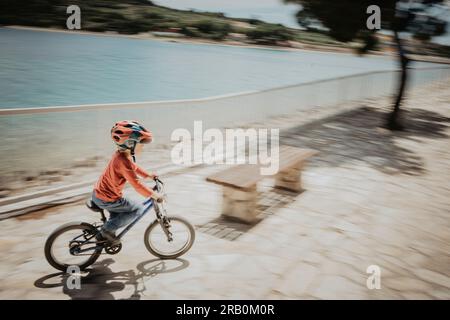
[0,84,449,299]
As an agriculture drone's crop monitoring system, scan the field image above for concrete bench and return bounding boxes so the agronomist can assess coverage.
[206,146,318,223]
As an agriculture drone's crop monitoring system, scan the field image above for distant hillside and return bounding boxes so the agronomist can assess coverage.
[0,0,344,46]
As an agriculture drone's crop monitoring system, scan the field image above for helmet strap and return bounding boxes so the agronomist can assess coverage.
[130,141,137,163]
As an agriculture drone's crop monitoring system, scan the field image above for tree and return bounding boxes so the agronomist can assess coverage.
[285,0,447,130]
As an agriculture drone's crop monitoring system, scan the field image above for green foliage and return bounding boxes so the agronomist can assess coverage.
[356,31,379,54]
[285,0,447,47]
[184,20,231,40]
[293,30,344,46]
[246,24,294,44]
[0,0,231,36]
[141,12,164,20]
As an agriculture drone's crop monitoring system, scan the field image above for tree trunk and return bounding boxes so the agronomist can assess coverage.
[387,30,409,130]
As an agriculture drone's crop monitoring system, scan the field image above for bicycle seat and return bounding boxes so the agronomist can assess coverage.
[86,200,104,213]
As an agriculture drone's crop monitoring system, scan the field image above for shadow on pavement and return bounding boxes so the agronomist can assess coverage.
[197,106,450,239]
[282,106,450,175]
[196,188,299,240]
[34,257,189,300]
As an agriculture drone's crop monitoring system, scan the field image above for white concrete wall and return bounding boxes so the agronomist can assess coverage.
[0,67,448,177]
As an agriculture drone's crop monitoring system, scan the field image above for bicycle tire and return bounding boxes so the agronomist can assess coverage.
[44,222,102,272]
[144,216,195,259]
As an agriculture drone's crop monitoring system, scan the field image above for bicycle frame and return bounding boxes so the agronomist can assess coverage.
[72,180,166,253]
[116,197,159,240]
[117,179,166,239]
[116,178,166,240]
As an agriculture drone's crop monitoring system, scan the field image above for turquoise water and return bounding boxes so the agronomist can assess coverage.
[0,28,440,109]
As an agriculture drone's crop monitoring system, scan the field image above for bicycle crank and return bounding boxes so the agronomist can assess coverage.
[105,243,122,254]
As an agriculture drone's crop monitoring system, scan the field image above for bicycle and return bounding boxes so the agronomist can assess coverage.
[44,178,195,272]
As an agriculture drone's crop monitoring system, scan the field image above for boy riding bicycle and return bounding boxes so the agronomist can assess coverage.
[91,120,164,244]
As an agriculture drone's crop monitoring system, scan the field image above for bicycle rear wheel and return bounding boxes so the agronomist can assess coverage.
[144,216,195,259]
[45,222,103,271]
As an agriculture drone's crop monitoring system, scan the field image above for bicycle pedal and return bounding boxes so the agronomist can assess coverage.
[105,243,122,254]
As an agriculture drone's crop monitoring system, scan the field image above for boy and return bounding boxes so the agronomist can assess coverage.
[91,120,164,244]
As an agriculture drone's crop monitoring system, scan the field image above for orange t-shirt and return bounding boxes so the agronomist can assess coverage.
[94,151,154,202]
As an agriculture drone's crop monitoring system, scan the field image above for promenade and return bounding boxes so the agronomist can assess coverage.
[0,83,449,299]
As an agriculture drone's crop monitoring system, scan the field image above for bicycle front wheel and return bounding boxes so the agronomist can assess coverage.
[144,216,195,259]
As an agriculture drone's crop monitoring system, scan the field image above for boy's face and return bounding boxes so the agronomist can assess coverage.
[135,143,144,155]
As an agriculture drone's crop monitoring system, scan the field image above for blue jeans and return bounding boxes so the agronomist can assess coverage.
[91,191,143,234]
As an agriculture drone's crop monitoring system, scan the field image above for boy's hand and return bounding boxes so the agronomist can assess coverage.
[151,192,164,203]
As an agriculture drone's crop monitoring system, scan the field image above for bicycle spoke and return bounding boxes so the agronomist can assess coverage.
[147,218,192,257]
[50,228,100,267]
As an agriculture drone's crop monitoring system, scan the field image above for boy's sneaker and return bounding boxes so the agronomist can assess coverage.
[96,230,120,245]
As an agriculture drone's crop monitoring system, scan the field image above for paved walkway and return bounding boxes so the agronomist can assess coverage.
[0,84,449,299]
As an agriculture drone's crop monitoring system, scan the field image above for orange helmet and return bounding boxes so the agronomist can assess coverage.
[111,120,152,151]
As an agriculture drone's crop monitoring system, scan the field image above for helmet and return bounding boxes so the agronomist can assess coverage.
[111,120,152,152]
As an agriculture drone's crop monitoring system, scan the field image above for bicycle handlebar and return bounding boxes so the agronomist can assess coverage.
[152,177,165,202]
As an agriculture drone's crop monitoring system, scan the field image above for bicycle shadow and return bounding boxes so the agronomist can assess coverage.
[34,257,189,300]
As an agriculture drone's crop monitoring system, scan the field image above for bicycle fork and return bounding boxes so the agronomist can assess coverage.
[154,203,173,242]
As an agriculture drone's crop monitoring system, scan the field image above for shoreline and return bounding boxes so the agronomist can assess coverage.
[2,25,386,58]
[6,26,450,64]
